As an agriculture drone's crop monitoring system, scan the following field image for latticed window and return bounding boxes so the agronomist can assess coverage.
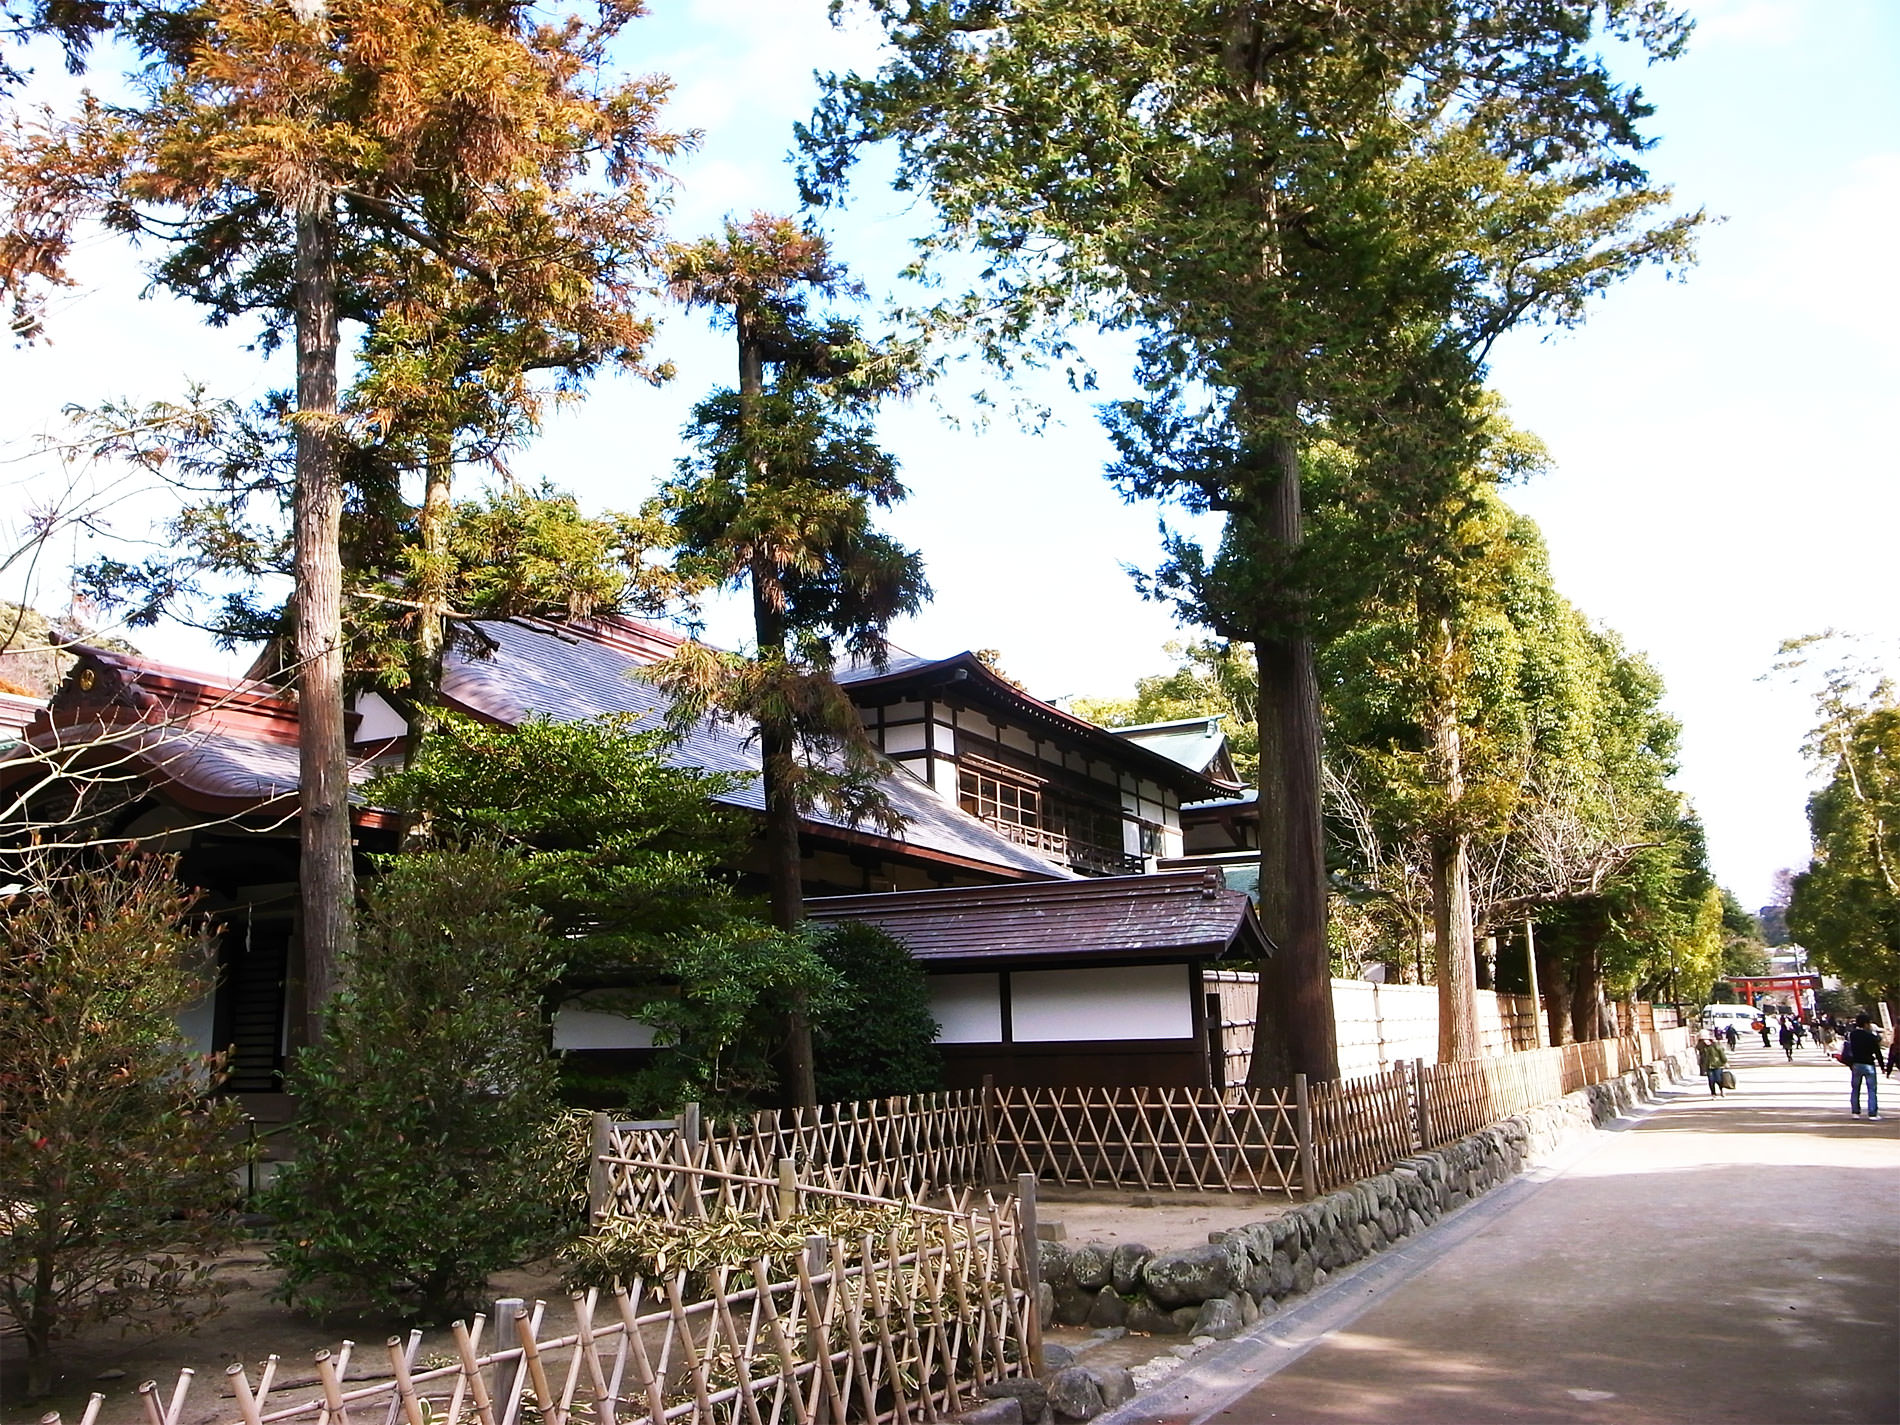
[958,759,1043,829]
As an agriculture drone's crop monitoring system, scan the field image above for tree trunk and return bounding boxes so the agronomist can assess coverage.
[1424,601,1480,1061]
[1539,938,1572,1046]
[1432,831,1481,1061]
[291,200,353,1046]
[738,304,817,1109]
[1570,939,1603,1042]
[407,432,454,759]
[1246,431,1338,1088]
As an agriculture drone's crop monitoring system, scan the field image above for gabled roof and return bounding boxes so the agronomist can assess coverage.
[441,618,1070,880]
[834,652,1228,800]
[1108,716,1242,788]
[2,647,399,819]
[807,868,1273,966]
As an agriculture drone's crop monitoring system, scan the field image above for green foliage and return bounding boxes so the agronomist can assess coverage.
[615,923,845,1118]
[562,1203,910,1295]
[267,846,566,1320]
[372,712,838,1114]
[1072,639,1259,785]
[373,713,750,974]
[0,854,242,1396]
[1789,704,1900,1013]
[811,922,943,1103]
[648,215,930,847]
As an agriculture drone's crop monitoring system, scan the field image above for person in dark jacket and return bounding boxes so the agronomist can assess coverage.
[1845,1014,1884,1119]
[1779,1019,1797,1061]
[1724,1023,1740,1050]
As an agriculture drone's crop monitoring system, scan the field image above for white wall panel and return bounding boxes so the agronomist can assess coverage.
[1011,965,1193,1042]
[929,973,1004,1043]
[553,1000,659,1050]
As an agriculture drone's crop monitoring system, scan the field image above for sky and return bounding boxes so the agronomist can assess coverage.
[2,0,1896,911]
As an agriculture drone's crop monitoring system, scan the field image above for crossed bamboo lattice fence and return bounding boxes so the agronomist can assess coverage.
[595,1029,1690,1213]
[45,1165,1037,1425]
[41,1029,1688,1425]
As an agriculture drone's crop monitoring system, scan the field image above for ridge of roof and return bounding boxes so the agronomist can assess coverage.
[809,867,1228,914]
[1109,715,1223,736]
[508,611,686,665]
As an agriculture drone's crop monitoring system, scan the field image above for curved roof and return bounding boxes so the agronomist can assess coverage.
[440,618,1071,879]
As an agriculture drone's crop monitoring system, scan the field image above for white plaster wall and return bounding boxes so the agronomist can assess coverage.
[552,1000,660,1051]
[882,722,928,754]
[1011,965,1193,1042]
[929,973,1004,1043]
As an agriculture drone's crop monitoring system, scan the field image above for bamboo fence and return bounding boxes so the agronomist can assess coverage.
[44,1165,1037,1425]
[985,1085,1303,1196]
[1308,1028,1690,1191]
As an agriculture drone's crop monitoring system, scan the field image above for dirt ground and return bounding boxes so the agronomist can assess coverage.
[0,1241,572,1425]
[1,1190,1297,1425]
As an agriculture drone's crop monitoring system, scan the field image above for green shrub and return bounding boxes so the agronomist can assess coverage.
[267,845,566,1319]
[811,922,942,1103]
[0,853,242,1397]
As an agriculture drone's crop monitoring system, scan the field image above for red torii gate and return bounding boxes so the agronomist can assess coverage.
[1728,974,1822,1011]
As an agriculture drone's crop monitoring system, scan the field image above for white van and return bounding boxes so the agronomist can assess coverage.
[1700,1004,1762,1036]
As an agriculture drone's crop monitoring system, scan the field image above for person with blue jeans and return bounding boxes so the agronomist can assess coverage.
[1845,1013,1884,1119]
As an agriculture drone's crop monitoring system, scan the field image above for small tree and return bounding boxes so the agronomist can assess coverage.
[267,845,563,1320]
[812,922,942,1103]
[653,213,929,1106]
[0,853,241,1398]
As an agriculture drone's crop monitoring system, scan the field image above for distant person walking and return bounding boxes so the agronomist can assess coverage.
[1780,1020,1797,1062]
[1757,1017,1772,1049]
[1725,1023,1739,1050]
[1844,1014,1883,1119]
[1697,1036,1731,1097]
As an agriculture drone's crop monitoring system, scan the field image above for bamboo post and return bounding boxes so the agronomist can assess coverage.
[981,1074,1001,1187]
[1294,1073,1317,1199]
[588,1111,613,1226]
[1412,1057,1430,1151]
[1014,1172,1044,1375]
[801,1234,840,1425]
[777,1156,798,1220]
[453,1319,499,1425]
[387,1337,427,1425]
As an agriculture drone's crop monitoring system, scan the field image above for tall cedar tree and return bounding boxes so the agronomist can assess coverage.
[650,214,927,1107]
[803,1,1699,1083]
[1,0,679,1041]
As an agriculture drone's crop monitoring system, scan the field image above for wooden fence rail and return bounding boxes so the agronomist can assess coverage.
[46,1164,1036,1425]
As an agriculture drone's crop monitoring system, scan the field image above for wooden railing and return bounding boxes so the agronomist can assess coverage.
[48,1163,1037,1425]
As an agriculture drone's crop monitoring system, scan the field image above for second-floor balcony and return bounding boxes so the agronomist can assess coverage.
[978,816,1145,878]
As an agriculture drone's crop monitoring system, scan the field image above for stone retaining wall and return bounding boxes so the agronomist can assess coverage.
[983,1050,1689,1424]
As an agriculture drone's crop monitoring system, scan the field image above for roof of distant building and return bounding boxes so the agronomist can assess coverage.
[1107,716,1242,787]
